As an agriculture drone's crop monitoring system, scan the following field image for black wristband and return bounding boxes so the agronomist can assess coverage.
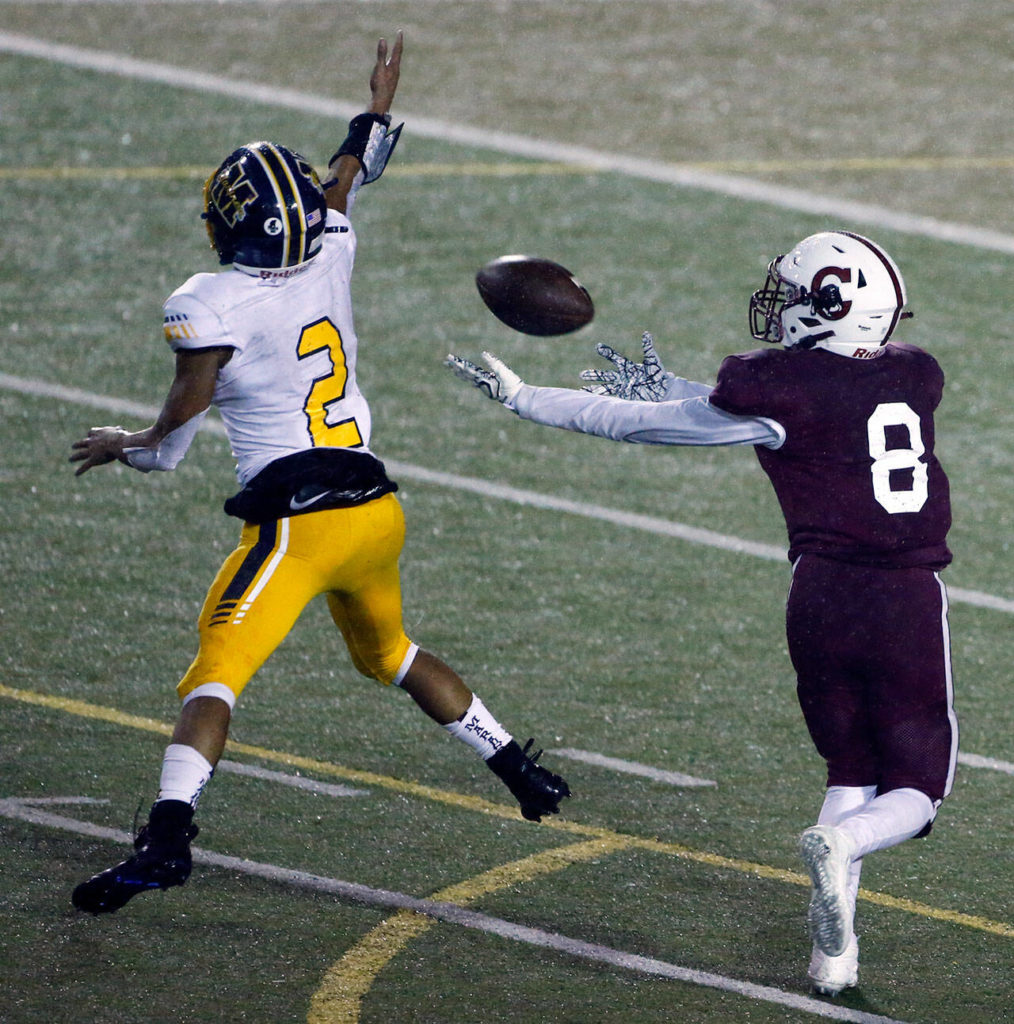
[329,112,393,168]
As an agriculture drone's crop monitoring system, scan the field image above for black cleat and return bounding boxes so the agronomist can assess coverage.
[72,821,198,915]
[488,738,571,822]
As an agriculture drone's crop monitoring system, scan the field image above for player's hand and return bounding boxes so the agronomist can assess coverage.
[368,31,403,116]
[579,331,673,402]
[445,352,523,404]
[69,426,129,476]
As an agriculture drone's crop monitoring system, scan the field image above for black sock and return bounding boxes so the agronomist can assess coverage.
[486,739,526,781]
[148,799,195,837]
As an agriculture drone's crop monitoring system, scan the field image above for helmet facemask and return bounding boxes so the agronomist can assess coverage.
[749,256,794,344]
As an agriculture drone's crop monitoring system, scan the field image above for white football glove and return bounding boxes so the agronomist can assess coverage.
[579,331,673,402]
[445,351,523,404]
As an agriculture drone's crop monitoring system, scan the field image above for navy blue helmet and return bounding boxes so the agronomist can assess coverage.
[202,141,327,270]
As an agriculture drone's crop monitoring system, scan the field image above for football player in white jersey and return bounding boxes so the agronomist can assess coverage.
[70,33,569,915]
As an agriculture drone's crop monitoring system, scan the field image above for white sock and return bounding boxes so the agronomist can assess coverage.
[837,787,935,859]
[818,785,877,827]
[157,743,215,808]
[444,695,513,760]
[817,785,876,939]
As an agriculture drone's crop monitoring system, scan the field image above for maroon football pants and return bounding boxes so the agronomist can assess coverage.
[786,555,958,802]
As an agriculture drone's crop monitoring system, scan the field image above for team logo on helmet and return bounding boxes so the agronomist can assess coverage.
[808,266,852,322]
[202,141,328,270]
[206,163,258,229]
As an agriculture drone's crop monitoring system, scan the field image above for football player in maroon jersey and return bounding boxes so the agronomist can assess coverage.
[448,230,957,996]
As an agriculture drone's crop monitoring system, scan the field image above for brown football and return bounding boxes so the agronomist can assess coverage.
[475,255,594,336]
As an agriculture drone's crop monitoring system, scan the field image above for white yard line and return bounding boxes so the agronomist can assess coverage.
[550,749,717,787]
[957,752,1014,777]
[2,30,1014,254]
[5,370,1013,616]
[2,797,909,1024]
[216,759,369,798]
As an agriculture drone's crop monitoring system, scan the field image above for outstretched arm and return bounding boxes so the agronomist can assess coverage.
[325,32,404,213]
[445,351,784,449]
[70,347,230,475]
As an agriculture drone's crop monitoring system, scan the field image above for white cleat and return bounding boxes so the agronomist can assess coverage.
[799,824,855,957]
[808,935,859,996]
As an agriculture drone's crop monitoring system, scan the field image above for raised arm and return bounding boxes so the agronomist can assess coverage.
[325,32,404,214]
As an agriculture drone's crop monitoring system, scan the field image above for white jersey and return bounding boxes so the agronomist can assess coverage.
[162,210,372,485]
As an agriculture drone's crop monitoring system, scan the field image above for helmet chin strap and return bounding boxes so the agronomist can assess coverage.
[785,283,842,349]
[793,330,835,350]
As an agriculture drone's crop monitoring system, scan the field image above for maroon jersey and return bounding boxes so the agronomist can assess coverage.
[709,344,951,569]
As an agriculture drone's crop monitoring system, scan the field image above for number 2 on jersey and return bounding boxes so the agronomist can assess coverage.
[297,318,363,448]
[867,402,928,514]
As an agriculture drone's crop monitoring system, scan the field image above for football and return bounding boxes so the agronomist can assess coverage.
[475,255,594,336]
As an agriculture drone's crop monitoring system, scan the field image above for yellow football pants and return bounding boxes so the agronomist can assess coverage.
[177,493,414,702]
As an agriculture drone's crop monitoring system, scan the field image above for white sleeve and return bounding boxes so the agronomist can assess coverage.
[660,375,716,401]
[510,384,784,449]
[163,282,238,353]
[123,410,208,472]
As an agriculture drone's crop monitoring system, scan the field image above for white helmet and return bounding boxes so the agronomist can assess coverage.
[748,230,910,358]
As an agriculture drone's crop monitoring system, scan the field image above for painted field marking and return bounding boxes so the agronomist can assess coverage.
[2,30,1014,255]
[3,682,1013,945]
[4,370,1014,616]
[550,748,717,787]
[5,155,1014,185]
[1,797,908,1024]
[8,796,110,807]
[957,752,1014,777]
[309,835,634,1024]
[217,759,369,798]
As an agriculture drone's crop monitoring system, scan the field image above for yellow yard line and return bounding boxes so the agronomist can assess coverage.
[4,681,1013,945]
[2,155,1012,184]
[308,836,632,1024]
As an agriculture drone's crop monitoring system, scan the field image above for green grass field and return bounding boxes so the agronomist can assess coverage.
[2,4,1013,1023]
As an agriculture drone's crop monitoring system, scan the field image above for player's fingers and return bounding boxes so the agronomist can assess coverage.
[444,354,479,382]
[481,351,512,376]
[595,343,622,365]
[389,30,404,63]
[72,452,101,475]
